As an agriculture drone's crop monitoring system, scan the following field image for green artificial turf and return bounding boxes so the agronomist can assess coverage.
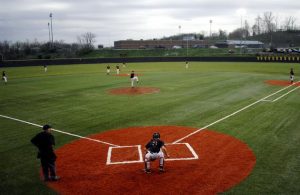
[0,62,299,194]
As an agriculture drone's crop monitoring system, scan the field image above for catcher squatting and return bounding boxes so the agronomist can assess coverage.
[144,132,170,173]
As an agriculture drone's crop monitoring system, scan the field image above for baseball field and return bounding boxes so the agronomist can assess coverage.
[0,62,300,194]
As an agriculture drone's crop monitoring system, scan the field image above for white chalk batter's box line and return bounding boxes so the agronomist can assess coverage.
[106,143,199,165]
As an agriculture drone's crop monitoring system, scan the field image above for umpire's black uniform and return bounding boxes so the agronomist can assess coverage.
[31,125,59,181]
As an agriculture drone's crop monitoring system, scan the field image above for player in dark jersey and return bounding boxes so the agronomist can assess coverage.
[290,68,295,84]
[144,132,169,174]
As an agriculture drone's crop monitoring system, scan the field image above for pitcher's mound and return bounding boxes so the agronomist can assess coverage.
[109,87,160,95]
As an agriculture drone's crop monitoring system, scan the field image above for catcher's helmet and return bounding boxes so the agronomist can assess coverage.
[153,132,160,139]
[43,124,52,130]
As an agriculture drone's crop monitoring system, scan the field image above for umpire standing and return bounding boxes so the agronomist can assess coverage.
[31,124,60,181]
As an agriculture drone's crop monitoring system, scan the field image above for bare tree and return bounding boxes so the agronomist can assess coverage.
[252,15,263,35]
[244,20,250,38]
[284,16,297,30]
[228,28,243,39]
[77,32,96,49]
[263,12,276,33]
[218,29,227,40]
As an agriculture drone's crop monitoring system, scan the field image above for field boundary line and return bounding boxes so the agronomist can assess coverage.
[0,114,120,147]
[173,81,299,144]
[271,86,300,102]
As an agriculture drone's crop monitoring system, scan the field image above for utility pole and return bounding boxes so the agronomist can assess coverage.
[209,20,212,38]
[49,13,53,44]
[48,22,51,43]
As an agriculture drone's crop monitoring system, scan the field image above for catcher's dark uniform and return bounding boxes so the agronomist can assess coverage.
[146,139,165,153]
[144,133,167,173]
[290,69,295,83]
[31,130,58,181]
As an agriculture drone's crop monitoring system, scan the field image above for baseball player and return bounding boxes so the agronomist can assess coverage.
[2,71,7,84]
[144,132,169,173]
[290,68,295,84]
[106,65,110,75]
[130,70,139,87]
[44,65,48,73]
[116,65,120,75]
[185,61,189,69]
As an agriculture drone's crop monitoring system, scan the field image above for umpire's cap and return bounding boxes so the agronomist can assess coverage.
[43,124,52,130]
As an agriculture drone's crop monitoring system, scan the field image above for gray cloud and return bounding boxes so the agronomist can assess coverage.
[0,0,299,46]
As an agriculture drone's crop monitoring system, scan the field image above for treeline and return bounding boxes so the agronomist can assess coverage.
[0,32,97,60]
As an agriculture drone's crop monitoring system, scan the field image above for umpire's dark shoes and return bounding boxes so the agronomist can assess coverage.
[51,176,60,181]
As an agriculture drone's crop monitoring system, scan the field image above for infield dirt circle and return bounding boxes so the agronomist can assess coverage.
[109,87,160,95]
[48,126,256,194]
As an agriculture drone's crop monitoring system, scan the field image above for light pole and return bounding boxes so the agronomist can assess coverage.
[240,15,243,54]
[237,9,246,54]
[186,37,188,57]
[49,13,53,44]
[209,20,212,38]
[178,25,181,35]
[48,22,51,43]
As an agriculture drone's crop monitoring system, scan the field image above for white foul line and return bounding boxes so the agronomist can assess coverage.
[173,81,300,144]
[0,114,120,147]
[271,86,300,102]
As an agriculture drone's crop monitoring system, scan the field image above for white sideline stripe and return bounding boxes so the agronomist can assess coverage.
[0,114,119,147]
[260,99,273,102]
[173,81,300,144]
[271,86,300,102]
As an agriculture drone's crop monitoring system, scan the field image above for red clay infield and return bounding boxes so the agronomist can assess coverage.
[265,80,300,86]
[109,87,160,95]
[47,126,256,194]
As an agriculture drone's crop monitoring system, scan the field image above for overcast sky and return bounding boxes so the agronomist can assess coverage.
[0,0,299,46]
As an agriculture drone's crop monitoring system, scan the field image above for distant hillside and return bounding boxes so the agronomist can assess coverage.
[248,30,300,48]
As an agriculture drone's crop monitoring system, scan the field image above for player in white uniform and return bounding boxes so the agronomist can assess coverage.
[2,71,7,84]
[116,65,120,75]
[144,132,169,173]
[130,71,139,87]
[185,61,189,69]
[106,65,110,75]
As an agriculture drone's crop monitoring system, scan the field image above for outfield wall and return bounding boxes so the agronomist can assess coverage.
[1,56,297,67]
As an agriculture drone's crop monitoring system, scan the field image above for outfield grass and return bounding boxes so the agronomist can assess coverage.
[0,62,300,194]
